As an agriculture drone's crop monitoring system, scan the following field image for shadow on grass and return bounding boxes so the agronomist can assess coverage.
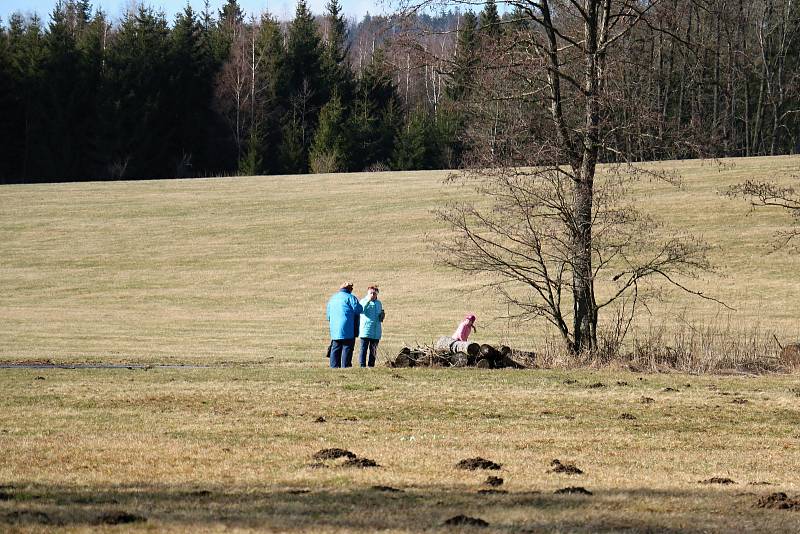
[0,482,784,532]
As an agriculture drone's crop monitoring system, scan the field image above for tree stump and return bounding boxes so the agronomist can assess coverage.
[475,358,491,368]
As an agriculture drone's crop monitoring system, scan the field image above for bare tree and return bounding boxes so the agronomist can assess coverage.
[729,177,800,249]
[396,0,721,352]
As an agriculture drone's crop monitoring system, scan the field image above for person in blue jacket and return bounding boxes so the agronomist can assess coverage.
[326,281,363,368]
[358,285,385,367]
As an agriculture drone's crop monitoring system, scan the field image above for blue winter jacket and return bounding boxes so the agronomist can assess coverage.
[326,289,363,340]
[359,297,383,340]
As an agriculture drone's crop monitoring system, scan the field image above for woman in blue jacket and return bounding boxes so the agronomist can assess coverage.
[358,286,384,367]
[326,282,363,368]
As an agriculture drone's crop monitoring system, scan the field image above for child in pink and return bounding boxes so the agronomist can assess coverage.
[452,314,477,341]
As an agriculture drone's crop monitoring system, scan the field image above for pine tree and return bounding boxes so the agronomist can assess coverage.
[281,0,326,173]
[448,11,478,101]
[392,111,443,171]
[101,5,172,178]
[351,48,400,170]
[322,0,354,102]
[479,0,501,39]
[253,13,288,174]
[310,92,348,173]
[170,3,219,176]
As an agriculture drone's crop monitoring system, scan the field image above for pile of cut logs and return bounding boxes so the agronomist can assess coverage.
[387,337,536,369]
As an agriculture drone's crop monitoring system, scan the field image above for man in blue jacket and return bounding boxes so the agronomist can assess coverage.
[326,281,363,368]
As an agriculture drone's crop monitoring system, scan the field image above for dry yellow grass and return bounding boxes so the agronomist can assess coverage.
[1,367,799,532]
[1,156,799,532]
[1,156,798,364]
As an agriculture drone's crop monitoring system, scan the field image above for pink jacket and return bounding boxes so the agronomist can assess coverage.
[452,320,474,341]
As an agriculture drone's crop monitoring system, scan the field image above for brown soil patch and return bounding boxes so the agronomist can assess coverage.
[700,477,736,485]
[619,413,637,420]
[478,489,508,495]
[372,485,402,492]
[343,457,379,468]
[549,459,583,475]
[456,457,501,470]
[96,511,146,525]
[484,476,504,487]
[312,448,356,461]
[756,492,800,510]
[443,515,489,527]
[554,486,592,495]
[640,397,655,403]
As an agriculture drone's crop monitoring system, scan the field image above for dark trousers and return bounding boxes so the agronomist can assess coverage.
[330,338,355,368]
[359,338,380,367]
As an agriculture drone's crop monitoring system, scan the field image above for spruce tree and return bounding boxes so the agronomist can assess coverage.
[448,11,478,101]
[479,0,501,38]
[101,5,172,178]
[254,13,288,175]
[170,3,219,176]
[322,0,354,103]
[351,48,400,171]
[310,92,348,173]
[281,0,326,173]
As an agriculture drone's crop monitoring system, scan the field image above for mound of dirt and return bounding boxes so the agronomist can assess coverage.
[640,397,655,404]
[554,486,592,495]
[312,448,356,460]
[96,511,146,525]
[343,457,379,468]
[700,477,736,485]
[456,457,501,470]
[756,492,800,510]
[549,459,583,475]
[443,515,490,527]
[484,476,504,487]
[372,485,402,492]
[619,413,637,420]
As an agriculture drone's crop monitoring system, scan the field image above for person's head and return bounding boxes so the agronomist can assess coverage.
[340,281,354,293]
[465,313,476,324]
[367,285,379,300]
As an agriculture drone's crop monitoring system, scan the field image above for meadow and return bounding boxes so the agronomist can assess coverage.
[1,156,799,532]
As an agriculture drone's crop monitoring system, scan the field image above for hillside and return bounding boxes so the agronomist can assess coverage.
[1,156,798,364]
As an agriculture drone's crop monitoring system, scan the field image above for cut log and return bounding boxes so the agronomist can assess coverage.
[475,358,491,368]
[435,336,480,356]
[452,352,469,367]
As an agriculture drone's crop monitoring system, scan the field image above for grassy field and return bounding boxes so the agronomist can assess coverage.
[2,367,800,532]
[1,156,799,532]
[1,156,799,364]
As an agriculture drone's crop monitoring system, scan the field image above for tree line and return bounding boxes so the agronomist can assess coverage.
[0,0,798,183]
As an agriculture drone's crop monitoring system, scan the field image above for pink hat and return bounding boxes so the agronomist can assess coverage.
[466,313,476,322]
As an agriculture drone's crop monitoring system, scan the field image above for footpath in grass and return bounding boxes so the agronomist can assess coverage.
[1,366,799,532]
